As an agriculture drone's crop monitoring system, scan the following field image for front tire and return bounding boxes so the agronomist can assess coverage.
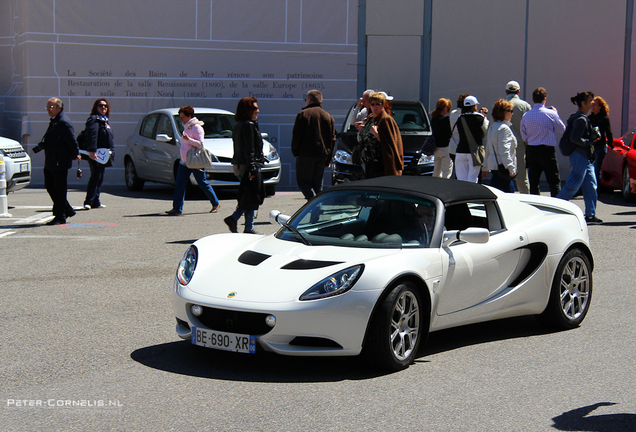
[125,158,144,191]
[539,248,592,329]
[366,282,425,371]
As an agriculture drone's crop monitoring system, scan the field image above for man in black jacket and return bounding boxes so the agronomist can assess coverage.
[291,90,336,200]
[37,98,81,225]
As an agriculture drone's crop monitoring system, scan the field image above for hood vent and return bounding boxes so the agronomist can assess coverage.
[281,259,343,270]
[238,250,271,266]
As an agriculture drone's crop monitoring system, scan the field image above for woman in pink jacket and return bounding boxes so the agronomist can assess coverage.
[166,106,221,215]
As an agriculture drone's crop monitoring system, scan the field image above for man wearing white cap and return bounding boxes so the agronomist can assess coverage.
[455,95,489,183]
[505,81,532,193]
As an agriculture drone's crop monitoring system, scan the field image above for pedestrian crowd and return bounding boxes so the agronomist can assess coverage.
[34,80,612,229]
[429,82,609,224]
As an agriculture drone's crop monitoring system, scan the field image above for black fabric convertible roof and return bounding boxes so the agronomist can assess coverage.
[332,176,497,205]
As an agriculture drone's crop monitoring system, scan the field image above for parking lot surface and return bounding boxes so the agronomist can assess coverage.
[1,185,635,431]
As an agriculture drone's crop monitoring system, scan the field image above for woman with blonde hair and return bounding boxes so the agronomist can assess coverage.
[430,98,453,178]
[483,99,517,192]
[588,96,613,181]
[356,92,403,177]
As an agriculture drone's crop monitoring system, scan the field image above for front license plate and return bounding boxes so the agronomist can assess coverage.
[192,327,256,354]
[20,163,29,172]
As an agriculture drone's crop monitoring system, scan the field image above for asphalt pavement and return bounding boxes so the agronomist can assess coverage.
[1,184,635,431]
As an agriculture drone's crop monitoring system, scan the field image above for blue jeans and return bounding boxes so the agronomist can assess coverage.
[230,208,255,232]
[556,151,597,217]
[172,163,219,212]
[229,171,255,231]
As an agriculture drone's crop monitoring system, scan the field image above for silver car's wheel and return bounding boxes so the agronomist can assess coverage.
[539,248,592,329]
[125,158,145,191]
[390,290,420,361]
[365,282,426,371]
[622,164,633,201]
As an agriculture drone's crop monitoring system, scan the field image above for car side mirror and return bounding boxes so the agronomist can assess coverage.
[442,227,489,247]
[156,134,173,143]
[270,210,290,226]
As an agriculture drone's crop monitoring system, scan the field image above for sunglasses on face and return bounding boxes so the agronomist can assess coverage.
[506,109,514,113]
[370,102,383,107]
[97,104,108,108]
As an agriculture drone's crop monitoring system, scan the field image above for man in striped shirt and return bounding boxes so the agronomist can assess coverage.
[520,87,566,196]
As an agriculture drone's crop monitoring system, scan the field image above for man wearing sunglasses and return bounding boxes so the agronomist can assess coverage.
[37,97,81,225]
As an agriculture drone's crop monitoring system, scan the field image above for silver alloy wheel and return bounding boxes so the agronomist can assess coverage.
[390,290,420,361]
[559,256,590,320]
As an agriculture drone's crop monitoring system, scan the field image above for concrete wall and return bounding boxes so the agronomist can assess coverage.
[0,0,358,188]
[3,0,635,189]
[364,0,635,178]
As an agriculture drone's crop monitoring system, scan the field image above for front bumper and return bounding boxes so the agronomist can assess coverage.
[197,160,281,188]
[3,154,31,192]
[172,280,380,356]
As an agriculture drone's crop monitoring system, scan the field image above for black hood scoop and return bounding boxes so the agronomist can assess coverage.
[281,259,343,270]
[238,250,271,266]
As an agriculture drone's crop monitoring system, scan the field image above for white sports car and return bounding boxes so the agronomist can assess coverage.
[172,176,594,371]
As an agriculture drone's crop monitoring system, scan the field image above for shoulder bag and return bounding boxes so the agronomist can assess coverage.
[460,116,485,167]
[186,145,213,169]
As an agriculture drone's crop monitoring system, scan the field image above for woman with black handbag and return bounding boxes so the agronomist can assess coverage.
[165,106,220,215]
[224,97,265,234]
[483,99,517,192]
[83,98,115,209]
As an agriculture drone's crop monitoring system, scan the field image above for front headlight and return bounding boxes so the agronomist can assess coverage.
[418,153,435,164]
[300,265,364,301]
[265,143,279,161]
[177,245,198,286]
[333,149,353,165]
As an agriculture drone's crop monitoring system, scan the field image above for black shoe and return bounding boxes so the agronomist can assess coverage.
[165,209,182,216]
[46,217,67,226]
[66,208,76,218]
[244,229,261,235]
[585,215,603,225]
[224,216,238,233]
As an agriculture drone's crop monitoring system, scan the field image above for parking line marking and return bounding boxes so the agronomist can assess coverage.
[0,231,16,238]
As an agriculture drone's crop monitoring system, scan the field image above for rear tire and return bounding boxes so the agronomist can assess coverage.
[365,282,426,371]
[538,248,592,329]
[125,158,144,191]
[622,164,634,202]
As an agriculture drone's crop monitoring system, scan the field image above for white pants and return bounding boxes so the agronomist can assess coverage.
[455,153,481,183]
[433,146,453,179]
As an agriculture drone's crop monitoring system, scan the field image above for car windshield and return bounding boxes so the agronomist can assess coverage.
[173,113,236,138]
[276,190,436,248]
[393,106,430,132]
[341,102,430,133]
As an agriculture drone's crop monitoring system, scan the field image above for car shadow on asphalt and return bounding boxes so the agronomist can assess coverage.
[131,316,559,382]
[419,315,558,358]
[130,340,391,382]
[598,190,636,207]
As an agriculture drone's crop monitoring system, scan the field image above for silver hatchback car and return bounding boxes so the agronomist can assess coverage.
[124,107,281,194]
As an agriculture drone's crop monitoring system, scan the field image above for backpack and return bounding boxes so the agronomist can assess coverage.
[559,119,576,156]
[76,129,87,150]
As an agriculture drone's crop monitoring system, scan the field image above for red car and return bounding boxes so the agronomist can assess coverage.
[599,129,636,201]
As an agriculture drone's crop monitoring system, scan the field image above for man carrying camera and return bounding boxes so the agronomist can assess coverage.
[34,98,81,225]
